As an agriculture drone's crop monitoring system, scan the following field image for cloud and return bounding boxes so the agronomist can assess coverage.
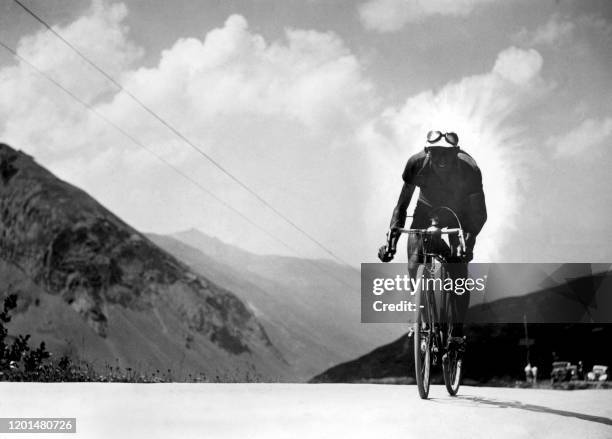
[514,14,576,47]
[547,117,612,158]
[0,0,142,161]
[360,46,549,262]
[90,13,375,147]
[16,0,142,102]
[0,2,375,261]
[530,17,575,46]
[492,47,543,85]
[358,0,499,32]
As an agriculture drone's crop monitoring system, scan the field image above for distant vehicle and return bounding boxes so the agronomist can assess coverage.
[550,361,572,383]
[587,365,608,382]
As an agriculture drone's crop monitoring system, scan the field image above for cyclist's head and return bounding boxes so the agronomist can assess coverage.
[425,131,459,174]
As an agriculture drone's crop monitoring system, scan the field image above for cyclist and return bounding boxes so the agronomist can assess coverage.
[377,131,487,352]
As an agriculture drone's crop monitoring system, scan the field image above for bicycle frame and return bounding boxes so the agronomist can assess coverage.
[416,258,448,363]
[396,219,465,399]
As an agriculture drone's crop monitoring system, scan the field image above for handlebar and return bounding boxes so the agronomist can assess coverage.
[394,226,467,256]
[396,227,463,235]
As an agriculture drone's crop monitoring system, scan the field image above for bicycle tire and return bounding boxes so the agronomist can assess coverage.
[413,264,432,399]
[441,264,463,396]
[442,338,462,396]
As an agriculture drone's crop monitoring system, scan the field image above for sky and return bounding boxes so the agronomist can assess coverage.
[0,0,611,266]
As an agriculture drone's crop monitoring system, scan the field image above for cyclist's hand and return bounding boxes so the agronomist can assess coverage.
[378,228,400,262]
[378,245,395,262]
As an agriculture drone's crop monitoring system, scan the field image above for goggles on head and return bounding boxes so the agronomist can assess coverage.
[426,131,459,147]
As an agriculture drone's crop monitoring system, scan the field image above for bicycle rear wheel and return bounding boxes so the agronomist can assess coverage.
[441,267,462,396]
[413,265,432,399]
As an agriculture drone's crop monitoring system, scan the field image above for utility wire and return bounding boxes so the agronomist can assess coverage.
[0,39,356,291]
[13,0,350,267]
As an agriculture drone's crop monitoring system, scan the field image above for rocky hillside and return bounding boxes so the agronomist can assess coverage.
[150,230,404,380]
[0,143,288,380]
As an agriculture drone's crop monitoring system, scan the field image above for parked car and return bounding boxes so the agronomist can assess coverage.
[587,365,608,382]
[551,361,572,383]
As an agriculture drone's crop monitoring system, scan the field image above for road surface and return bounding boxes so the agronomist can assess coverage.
[1,383,611,438]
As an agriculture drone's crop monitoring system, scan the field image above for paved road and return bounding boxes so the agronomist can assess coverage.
[1,383,611,438]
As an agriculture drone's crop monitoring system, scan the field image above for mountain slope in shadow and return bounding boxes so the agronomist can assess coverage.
[312,270,612,383]
[312,323,612,384]
[0,143,288,380]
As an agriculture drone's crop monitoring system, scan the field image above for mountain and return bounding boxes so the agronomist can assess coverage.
[148,230,404,380]
[0,143,289,380]
[312,270,612,383]
[312,324,612,384]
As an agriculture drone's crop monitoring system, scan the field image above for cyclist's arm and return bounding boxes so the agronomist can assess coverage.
[379,182,416,261]
[465,191,487,237]
[379,154,420,261]
[465,164,487,236]
[463,165,487,256]
[390,182,416,229]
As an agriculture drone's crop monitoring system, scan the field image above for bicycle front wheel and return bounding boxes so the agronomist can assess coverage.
[413,264,432,399]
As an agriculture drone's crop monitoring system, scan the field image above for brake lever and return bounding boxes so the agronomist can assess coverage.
[458,230,467,256]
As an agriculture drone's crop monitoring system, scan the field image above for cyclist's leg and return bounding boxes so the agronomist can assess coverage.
[406,212,429,276]
[407,233,422,277]
[446,262,469,338]
[444,234,469,343]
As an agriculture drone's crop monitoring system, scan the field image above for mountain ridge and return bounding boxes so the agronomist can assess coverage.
[311,269,612,383]
[0,142,288,379]
[149,229,404,380]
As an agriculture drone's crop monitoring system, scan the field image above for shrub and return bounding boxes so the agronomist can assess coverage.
[0,294,53,380]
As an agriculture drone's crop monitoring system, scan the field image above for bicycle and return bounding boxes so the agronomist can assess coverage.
[395,213,467,399]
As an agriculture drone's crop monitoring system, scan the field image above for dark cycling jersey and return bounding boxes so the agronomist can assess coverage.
[391,149,487,238]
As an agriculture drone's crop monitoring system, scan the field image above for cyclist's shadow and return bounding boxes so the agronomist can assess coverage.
[429,394,612,426]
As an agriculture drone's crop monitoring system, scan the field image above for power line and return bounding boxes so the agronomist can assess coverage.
[0,40,272,251]
[0,39,356,291]
[12,0,350,267]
